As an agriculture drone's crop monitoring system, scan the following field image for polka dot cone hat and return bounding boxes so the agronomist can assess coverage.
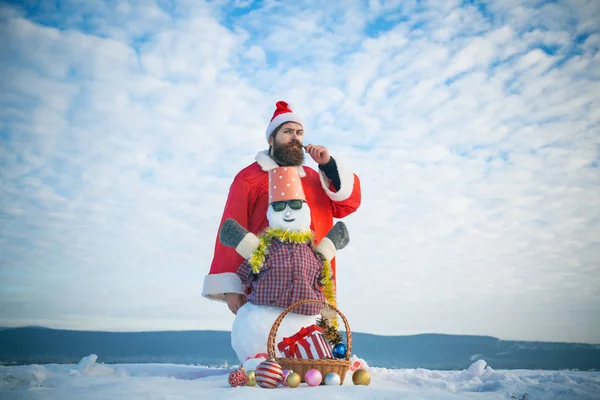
[268,166,306,203]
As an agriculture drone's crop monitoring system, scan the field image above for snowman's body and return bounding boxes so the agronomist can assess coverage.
[231,197,322,366]
[221,166,344,367]
[231,302,318,368]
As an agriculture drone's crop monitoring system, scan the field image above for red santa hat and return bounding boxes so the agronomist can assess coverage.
[265,101,304,142]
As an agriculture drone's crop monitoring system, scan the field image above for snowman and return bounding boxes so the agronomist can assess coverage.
[219,166,349,370]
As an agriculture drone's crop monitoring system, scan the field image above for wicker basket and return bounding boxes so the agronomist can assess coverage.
[267,299,352,385]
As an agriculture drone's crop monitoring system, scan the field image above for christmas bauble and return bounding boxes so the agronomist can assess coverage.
[324,372,341,385]
[352,368,371,386]
[228,368,248,387]
[245,370,256,387]
[255,360,284,388]
[280,369,291,386]
[332,343,347,359]
[304,369,322,387]
[286,371,301,388]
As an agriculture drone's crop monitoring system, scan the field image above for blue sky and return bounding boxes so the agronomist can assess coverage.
[0,0,599,343]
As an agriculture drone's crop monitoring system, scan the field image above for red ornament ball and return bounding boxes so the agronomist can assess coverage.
[255,359,284,388]
[228,368,248,387]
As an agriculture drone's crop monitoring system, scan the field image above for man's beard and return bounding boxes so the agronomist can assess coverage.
[272,140,304,166]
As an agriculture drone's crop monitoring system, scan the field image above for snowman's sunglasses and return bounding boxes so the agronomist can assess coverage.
[271,200,304,212]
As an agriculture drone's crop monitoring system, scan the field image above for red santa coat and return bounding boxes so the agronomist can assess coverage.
[202,150,361,301]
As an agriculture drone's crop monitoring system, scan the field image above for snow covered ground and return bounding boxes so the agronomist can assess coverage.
[1,355,599,399]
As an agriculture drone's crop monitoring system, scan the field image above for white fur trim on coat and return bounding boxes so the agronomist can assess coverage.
[319,159,355,202]
[236,233,260,259]
[202,273,244,302]
[255,150,306,177]
[315,237,336,261]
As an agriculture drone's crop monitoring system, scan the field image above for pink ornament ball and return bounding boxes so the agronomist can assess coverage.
[228,369,248,387]
[281,369,291,386]
[255,360,284,388]
[304,368,322,387]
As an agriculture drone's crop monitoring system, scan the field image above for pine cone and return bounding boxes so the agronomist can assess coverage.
[316,316,330,329]
[317,315,343,346]
[325,328,343,345]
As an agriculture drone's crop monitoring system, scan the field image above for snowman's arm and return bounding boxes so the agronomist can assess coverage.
[219,218,260,259]
[236,259,254,287]
[315,221,350,261]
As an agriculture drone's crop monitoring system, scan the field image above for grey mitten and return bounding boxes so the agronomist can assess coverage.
[315,221,350,261]
[219,218,260,259]
[327,221,350,250]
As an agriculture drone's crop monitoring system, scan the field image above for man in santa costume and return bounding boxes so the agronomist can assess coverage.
[202,100,362,314]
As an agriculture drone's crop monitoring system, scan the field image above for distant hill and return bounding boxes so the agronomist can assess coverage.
[1,327,599,370]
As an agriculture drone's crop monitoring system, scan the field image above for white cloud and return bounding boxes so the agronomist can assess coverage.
[0,0,598,343]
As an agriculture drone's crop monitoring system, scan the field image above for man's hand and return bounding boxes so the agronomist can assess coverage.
[225,293,246,315]
[304,144,331,165]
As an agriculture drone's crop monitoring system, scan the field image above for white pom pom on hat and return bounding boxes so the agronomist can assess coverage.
[265,100,304,142]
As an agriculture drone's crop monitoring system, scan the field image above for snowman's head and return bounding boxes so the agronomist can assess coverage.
[267,199,311,231]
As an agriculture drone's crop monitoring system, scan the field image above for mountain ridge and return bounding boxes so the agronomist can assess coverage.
[1,327,598,370]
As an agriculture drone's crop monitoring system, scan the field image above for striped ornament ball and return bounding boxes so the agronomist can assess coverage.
[255,359,284,388]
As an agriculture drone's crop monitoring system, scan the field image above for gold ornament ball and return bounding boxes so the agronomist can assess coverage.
[286,371,301,388]
[245,370,256,387]
[352,369,371,386]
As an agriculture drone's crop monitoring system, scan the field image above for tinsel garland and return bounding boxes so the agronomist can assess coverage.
[321,258,338,328]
